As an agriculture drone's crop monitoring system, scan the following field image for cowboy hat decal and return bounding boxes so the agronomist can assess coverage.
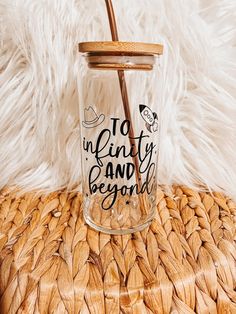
[82,106,105,128]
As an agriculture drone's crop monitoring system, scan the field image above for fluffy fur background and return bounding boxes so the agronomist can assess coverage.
[0,0,235,198]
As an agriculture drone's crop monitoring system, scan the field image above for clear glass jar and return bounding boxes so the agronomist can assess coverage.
[78,41,163,234]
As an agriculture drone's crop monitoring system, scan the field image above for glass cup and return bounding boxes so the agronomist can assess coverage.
[78,41,163,234]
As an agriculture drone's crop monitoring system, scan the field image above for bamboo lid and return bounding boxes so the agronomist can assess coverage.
[79,41,163,55]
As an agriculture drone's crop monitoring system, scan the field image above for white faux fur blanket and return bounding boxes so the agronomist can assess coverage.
[0,0,236,199]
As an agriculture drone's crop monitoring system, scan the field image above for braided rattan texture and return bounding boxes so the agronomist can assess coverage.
[0,186,235,313]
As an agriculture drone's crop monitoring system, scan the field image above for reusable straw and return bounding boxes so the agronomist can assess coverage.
[104,0,146,214]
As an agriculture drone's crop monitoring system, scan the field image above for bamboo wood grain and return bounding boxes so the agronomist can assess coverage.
[79,41,163,55]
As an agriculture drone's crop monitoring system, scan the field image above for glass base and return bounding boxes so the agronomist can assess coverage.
[83,211,155,235]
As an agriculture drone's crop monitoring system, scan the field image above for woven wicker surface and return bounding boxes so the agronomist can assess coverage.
[0,186,235,314]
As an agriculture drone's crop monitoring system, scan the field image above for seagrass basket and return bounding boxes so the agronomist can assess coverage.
[0,185,235,313]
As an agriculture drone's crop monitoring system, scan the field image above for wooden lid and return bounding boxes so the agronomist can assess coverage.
[79,41,163,55]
